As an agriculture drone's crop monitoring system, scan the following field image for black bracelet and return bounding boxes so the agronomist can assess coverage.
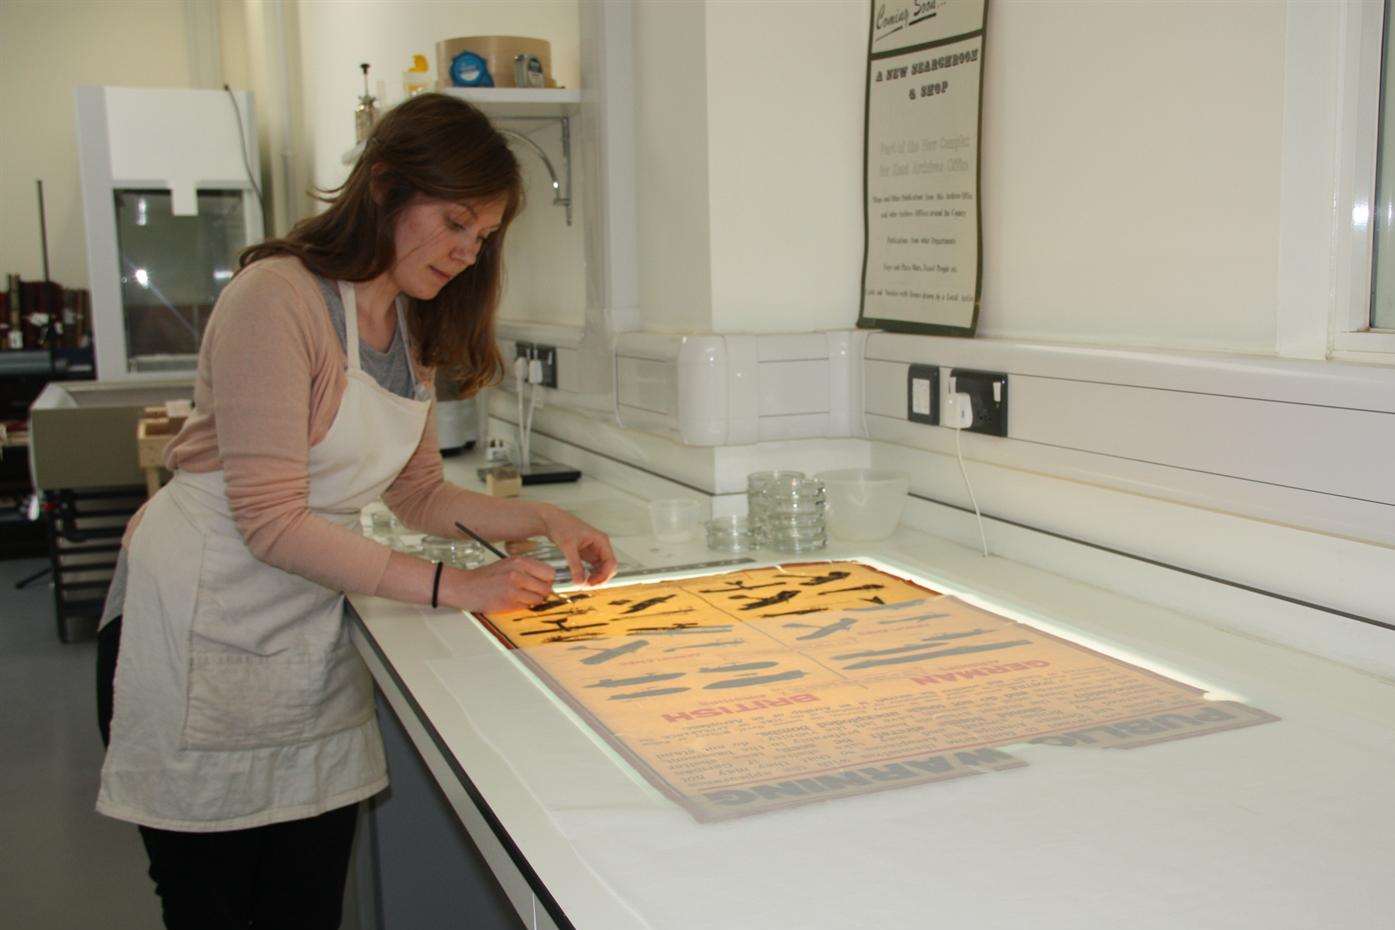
[431,560,445,609]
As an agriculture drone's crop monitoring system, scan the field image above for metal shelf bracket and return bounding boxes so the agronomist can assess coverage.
[497,115,573,226]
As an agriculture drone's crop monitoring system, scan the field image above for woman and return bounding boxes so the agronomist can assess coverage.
[96,93,616,928]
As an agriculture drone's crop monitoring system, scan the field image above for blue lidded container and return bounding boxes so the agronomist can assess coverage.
[449,51,494,87]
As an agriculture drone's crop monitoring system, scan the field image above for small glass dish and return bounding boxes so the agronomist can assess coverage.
[650,498,703,543]
[764,498,828,517]
[765,530,828,554]
[705,515,756,553]
[369,508,400,540]
[422,535,460,564]
[764,512,827,531]
[450,541,488,569]
[747,470,806,492]
[393,532,426,556]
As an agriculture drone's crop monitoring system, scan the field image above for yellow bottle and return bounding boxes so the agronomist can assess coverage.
[403,54,432,97]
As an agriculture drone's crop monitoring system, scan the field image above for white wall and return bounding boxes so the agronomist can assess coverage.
[627,0,865,335]
[704,0,867,334]
[0,0,194,287]
[496,1,1390,647]
[296,0,585,328]
[236,0,316,237]
[495,115,588,328]
[976,0,1285,353]
[628,0,1289,351]
[633,0,714,334]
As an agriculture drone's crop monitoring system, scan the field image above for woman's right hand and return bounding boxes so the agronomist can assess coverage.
[442,556,556,613]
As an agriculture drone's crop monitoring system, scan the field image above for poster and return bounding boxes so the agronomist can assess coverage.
[480,561,1277,822]
[859,0,987,335]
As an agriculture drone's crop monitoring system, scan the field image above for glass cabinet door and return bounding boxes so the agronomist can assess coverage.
[112,189,249,373]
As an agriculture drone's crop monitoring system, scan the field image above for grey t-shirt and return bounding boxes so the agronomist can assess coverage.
[316,276,416,400]
[102,278,419,627]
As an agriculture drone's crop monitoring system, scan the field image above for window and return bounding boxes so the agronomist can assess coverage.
[1321,0,1395,359]
[1370,0,1395,331]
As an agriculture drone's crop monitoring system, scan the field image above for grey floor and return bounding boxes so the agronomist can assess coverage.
[0,557,162,929]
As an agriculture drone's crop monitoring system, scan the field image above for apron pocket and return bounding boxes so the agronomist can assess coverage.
[183,637,374,751]
[183,649,325,750]
[181,531,374,752]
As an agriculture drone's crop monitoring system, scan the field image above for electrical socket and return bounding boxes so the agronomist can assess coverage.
[947,369,1008,437]
[906,363,940,425]
[513,341,558,388]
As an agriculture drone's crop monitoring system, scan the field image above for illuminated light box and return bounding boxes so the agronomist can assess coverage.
[481,559,1277,821]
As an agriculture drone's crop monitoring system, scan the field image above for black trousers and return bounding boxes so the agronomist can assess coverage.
[98,618,359,930]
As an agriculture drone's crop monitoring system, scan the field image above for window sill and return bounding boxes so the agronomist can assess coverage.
[1332,329,1395,360]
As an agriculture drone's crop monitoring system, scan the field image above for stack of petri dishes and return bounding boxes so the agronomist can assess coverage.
[422,535,488,569]
[705,514,756,553]
[759,474,828,553]
[746,470,806,547]
[363,505,489,568]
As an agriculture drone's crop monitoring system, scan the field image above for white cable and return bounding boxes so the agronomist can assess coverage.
[515,359,527,467]
[521,389,529,468]
[520,353,544,468]
[523,381,540,468]
[954,423,990,558]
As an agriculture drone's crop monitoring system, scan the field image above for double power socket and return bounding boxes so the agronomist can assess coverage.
[906,364,1009,437]
[513,341,558,389]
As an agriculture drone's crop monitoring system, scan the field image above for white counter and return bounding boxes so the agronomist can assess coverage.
[349,448,1395,930]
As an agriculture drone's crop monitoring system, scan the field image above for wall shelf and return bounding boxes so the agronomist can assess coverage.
[439,87,580,118]
[341,88,580,225]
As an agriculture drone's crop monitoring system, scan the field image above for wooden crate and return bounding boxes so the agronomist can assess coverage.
[136,407,187,496]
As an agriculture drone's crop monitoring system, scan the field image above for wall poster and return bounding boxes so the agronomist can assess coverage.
[480,560,1277,822]
[859,0,987,335]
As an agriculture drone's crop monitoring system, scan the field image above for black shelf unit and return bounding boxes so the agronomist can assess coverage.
[2,347,96,561]
[42,486,144,642]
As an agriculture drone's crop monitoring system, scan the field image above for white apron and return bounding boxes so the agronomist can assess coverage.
[98,282,431,832]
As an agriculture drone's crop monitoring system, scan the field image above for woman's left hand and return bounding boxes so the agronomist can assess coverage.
[538,504,618,587]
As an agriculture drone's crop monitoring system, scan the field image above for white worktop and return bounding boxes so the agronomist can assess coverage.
[348,447,1395,930]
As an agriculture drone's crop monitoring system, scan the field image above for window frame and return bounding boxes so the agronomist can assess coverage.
[1334,0,1395,356]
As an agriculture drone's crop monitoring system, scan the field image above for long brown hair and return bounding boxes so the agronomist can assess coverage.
[241,93,521,395]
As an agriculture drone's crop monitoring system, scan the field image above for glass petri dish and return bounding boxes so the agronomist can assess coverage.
[706,515,756,553]
[766,532,828,554]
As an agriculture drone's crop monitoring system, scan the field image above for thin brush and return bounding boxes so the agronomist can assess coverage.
[455,520,573,602]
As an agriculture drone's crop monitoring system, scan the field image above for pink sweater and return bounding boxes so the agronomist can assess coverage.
[139,256,472,596]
